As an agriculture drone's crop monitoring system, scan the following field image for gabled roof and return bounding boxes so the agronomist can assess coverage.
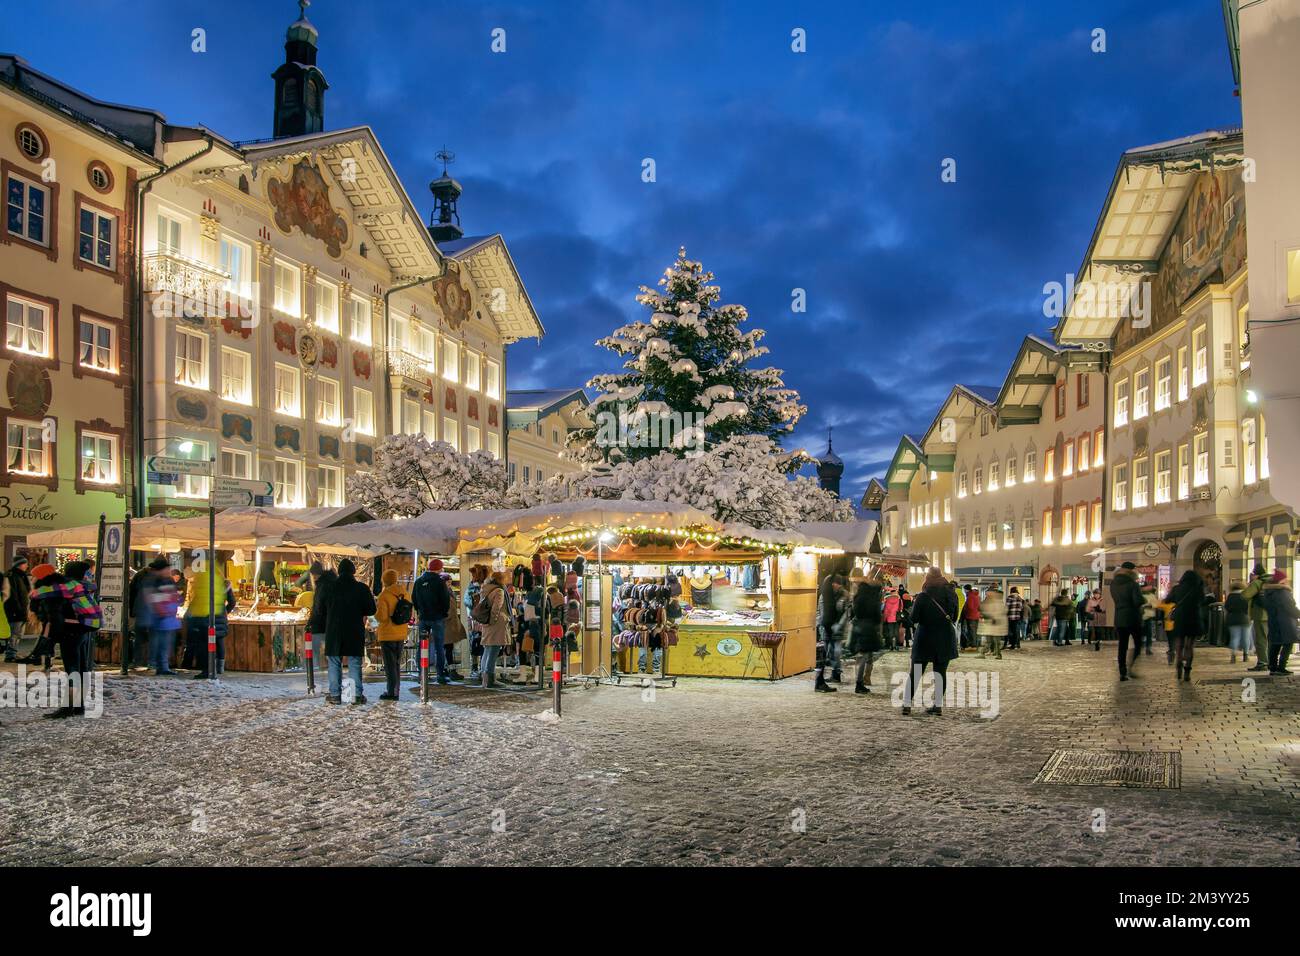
[437,233,545,342]
[919,384,998,448]
[1056,126,1245,346]
[884,434,927,488]
[506,387,589,427]
[959,384,1001,405]
[994,334,1063,409]
[237,126,445,281]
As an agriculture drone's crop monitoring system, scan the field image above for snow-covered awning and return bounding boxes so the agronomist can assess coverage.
[791,520,878,554]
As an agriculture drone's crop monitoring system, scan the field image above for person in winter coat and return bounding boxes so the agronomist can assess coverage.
[141,558,182,674]
[4,555,32,661]
[815,574,848,692]
[1049,589,1075,645]
[323,558,376,704]
[30,561,101,716]
[305,561,338,679]
[185,560,236,679]
[1110,561,1146,679]
[1026,598,1043,640]
[1241,564,1271,672]
[375,569,412,700]
[903,568,959,715]
[978,585,1007,659]
[1169,569,1206,681]
[848,574,884,693]
[1004,586,1025,649]
[478,571,510,688]
[899,588,914,647]
[960,585,981,650]
[882,587,901,650]
[465,564,487,680]
[1261,571,1297,675]
[411,558,452,684]
[1224,582,1252,665]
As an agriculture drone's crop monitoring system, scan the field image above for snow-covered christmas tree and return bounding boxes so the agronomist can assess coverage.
[569,248,807,465]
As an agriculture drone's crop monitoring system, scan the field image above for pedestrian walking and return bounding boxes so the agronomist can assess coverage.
[815,573,847,692]
[1261,570,1297,676]
[899,587,913,647]
[848,571,884,694]
[465,564,487,680]
[1110,561,1145,680]
[882,586,901,650]
[1140,583,1159,656]
[1048,589,1074,645]
[978,584,1006,659]
[374,569,413,700]
[1026,597,1043,640]
[959,584,980,650]
[1241,564,1271,672]
[1169,569,1206,681]
[323,558,376,704]
[142,558,181,674]
[1004,586,1024,649]
[304,560,337,680]
[29,561,101,716]
[1224,581,1252,665]
[412,558,452,684]
[477,570,509,688]
[4,555,33,661]
[184,556,236,679]
[902,568,959,715]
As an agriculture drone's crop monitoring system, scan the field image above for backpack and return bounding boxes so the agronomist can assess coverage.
[391,594,414,626]
[472,590,493,625]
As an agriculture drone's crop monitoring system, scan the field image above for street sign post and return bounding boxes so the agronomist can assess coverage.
[147,455,212,478]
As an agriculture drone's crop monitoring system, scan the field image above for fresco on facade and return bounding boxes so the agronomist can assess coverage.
[1115,167,1246,354]
[266,159,349,259]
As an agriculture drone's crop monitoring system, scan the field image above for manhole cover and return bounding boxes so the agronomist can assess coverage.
[1034,749,1181,789]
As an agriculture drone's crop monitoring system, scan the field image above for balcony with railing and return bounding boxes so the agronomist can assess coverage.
[143,249,232,298]
[384,347,436,382]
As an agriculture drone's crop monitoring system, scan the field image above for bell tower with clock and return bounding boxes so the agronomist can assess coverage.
[272,0,328,138]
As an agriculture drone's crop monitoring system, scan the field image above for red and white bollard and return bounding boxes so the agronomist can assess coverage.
[304,634,315,695]
[551,641,563,717]
[419,636,430,703]
[207,625,218,681]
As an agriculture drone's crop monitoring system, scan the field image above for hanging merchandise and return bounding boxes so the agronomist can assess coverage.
[688,573,713,606]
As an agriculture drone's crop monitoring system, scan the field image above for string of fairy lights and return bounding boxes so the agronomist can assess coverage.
[536,525,796,556]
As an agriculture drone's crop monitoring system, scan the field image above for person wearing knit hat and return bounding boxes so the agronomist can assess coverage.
[1241,562,1272,671]
[412,557,453,683]
[1261,568,1296,675]
[4,556,33,661]
[374,568,412,699]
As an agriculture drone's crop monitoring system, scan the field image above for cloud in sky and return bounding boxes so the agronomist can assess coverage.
[6,0,1240,497]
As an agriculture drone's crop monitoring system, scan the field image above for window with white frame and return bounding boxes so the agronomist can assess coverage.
[441,338,459,382]
[352,387,374,435]
[1192,326,1208,387]
[958,526,968,552]
[1005,457,1016,488]
[987,522,997,550]
[219,236,250,297]
[1242,419,1257,485]
[989,460,1000,491]
[348,296,370,344]
[1041,508,1054,545]
[1222,436,1235,468]
[1023,450,1036,483]
[1155,356,1172,411]
[274,458,302,507]
[1003,519,1014,550]
[1044,448,1055,482]
[1194,432,1209,486]
[466,424,481,454]
[523,464,531,486]
[6,172,50,245]
[1090,501,1102,542]
[1261,416,1270,479]
[1134,367,1150,419]
[6,294,50,357]
[176,441,209,498]
[973,466,983,495]
[465,352,480,391]
[1078,433,1091,473]
[1061,508,1074,547]
[1093,428,1105,468]
[412,322,435,364]
[221,447,253,480]
[1132,457,1149,508]
[1155,450,1172,504]
[6,419,48,476]
[315,279,339,333]
[220,347,251,404]
[315,377,340,425]
[958,471,968,497]
[443,416,459,451]
[1177,346,1189,402]
[944,497,951,522]
[508,462,517,484]
[486,430,500,459]
[175,328,208,388]
[156,211,184,255]
[274,260,301,315]
[484,360,500,399]
[972,523,983,551]
[78,314,116,373]
[1062,441,1074,477]
[317,465,343,507]
[78,205,116,270]
[1177,443,1190,500]
[1114,377,1129,427]
[274,363,301,417]
[422,410,436,441]
[402,399,420,436]
[1113,463,1128,511]
[1021,518,1034,548]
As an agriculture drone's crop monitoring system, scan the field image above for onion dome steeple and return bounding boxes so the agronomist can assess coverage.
[272,0,328,138]
[816,428,845,496]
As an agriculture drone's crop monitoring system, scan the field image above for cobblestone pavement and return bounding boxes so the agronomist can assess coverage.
[1,640,1297,866]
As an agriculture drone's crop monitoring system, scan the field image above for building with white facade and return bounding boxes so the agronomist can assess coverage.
[504,387,589,488]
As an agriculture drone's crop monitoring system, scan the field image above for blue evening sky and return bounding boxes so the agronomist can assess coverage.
[6,1,1241,498]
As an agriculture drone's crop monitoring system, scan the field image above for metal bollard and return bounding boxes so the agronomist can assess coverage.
[304,633,315,695]
[419,635,429,703]
[551,637,563,717]
[207,625,218,681]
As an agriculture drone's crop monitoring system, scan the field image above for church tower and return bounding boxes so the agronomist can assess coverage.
[272,0,328,138]
[816,429,845,496]
[427,148,464,243]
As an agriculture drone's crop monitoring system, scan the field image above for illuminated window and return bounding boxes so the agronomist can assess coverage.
[973,523,983,552]
[348,295,371,344]
[1194,432,1209,486]
[1132,457,1149,508]
[944,497,951,522]
[317,465,343,507]
[1003,519,1014,550]
[220,347,251,404]
[274,363,301,417]
[1074,503,1088,540]
[315,377,341,426]
[1062,442,1074,477]
[1177,346,1189,402]
[1177,444,1190,500]
[1155,357,1172,411]
[175,328,208,389]
[466,424,481,454]
[958,526,967,552]
[1041,508,1053,545]
[274,458,302,507]
[1078,433,1091,473]
[1005,457,1017,487]
[78,315,117,373]
[6,172,50,246]
[315,279,339,333]
[1193,326,1208,387]
[443,416,459,451]
[1114,378,1129,427]
[1134,367,1150,419]
[77,205,116,270]
[989,460,1000,491]
[1093,428,1105,468]
[274,260,301,315]
[1090,501,1102,542]
[6,294,51,357]
[6,419,48,476]
[353,387,374,436]
[958,471,969,497]
[1023,450,1036,483]
[1155,450,1172,504]
[1021,519,1034,548]
[176,440,209,499]
[1054,382,1066,419]
[1077,373,1090,408]
[1261,416,1270,479]
[1113,464,1128,511]
[221,447,252,480]
[987,522,998,551]
[441,338,459,382]
[485,360,501,399]
[1061,508,1073,546]
[486,431,500,458]
[1044,448,1055,482]
[974,467,983,495]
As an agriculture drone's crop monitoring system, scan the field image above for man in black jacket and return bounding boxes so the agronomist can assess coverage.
[3,556,31,661]
[306,561,337,679]
[412,558,452,684]
[1110,561,1145,681]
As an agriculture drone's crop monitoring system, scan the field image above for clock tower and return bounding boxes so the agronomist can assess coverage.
[272,0,328,138]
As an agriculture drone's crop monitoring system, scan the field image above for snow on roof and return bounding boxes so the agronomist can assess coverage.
[958,384,1001,405]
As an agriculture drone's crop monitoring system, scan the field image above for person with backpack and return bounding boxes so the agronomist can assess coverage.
[412,558,452,685]
[375,569,413,700]
[30,560,101,716]
[477,570,509,688]
[142,558,182,674]
[323,558,376,705]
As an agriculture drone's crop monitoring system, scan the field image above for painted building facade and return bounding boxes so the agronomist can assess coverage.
[505,387,590,488]
[0,56,163,560]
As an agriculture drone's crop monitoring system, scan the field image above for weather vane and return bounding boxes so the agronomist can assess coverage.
[436,146,455,175]
[298,0,311,18]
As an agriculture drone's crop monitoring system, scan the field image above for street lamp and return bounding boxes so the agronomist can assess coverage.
[597,530,615,571]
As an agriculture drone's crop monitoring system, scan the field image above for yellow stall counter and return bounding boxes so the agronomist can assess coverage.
[666,624,814,680]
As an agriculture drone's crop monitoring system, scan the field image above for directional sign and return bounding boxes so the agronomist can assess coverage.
[210,491,256,509]
[148,471,178,485]
[213,477,274,497]
[147,455,211,477]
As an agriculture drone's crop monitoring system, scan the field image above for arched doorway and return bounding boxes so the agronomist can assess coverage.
[1193,541,1222,597]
